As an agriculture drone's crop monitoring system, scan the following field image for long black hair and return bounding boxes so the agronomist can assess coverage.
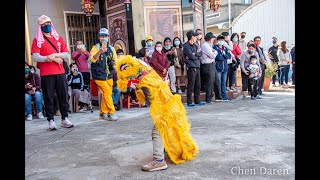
[231,33,239,44]
[172,37,183,48]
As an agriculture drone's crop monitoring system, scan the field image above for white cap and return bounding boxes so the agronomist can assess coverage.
[38,15,51,25]
[98,28,109,36]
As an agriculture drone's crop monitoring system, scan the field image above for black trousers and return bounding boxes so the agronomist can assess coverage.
[249,78,260,97]
[187,67,201,104]
[241,72,252,92]
[200,63,207,92]
[272,69,281,85]
[292,64,295,85]
[202,63,216,102]
[41,74,69,121]
[81,72,91,86]
[258,64,266,94]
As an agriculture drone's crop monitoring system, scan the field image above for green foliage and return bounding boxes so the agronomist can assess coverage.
[265,61,278,78]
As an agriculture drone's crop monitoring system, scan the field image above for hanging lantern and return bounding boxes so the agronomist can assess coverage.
[81,0,94,17]
[209,0,221,12]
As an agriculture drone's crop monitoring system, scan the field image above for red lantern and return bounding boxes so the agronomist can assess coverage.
[209,0,221,12]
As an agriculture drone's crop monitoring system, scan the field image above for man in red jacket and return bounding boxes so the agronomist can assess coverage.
[31,15,73,130]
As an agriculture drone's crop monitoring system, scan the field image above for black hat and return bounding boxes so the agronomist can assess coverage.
[217,35,225,40]
[186,30,199,38]
[221,32,229,36]
[204,32,216,41]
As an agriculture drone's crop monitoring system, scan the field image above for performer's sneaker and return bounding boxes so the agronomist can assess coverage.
[99,114,109,120]
[142,159,168,172]
[108,114,118,121]
[61,117,74,128]
[48,120,57,131]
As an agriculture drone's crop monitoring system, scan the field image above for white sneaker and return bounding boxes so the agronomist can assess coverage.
[49,120,57,130]
[61,117,74,128]
[26,114,33,121]
[142,159,168,172]
[108,114,118,121]
[37,112,44,119]
[178,89,182,94]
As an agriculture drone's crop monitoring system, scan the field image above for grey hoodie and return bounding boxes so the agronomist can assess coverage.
[240,50,261,73]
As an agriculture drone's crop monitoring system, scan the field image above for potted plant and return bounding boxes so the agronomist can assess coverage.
[263,61,278,91]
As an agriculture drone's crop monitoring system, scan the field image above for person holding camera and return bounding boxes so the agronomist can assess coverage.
[72,40,90,87]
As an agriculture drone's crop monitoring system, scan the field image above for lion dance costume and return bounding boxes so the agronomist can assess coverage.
[115,55,198,164]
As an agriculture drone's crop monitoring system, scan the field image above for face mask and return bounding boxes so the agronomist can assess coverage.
[252,60,257,64]
[147,41,153,46]
[197,35,202,40]
[100,38,108,43]
[30,69,35,74]
[174,41,180,46]
[77,45,81,49]
[232,38,238,42]
[272,40,277,44]
[193,38,197,43]
[241,35,245,39]
[41,25,52,33]
[156,47,162,52]
[165,45,171,50]
[71,68,78,72]
[25,68,30,74]
[218,41,224,46]
[248,49,254,54]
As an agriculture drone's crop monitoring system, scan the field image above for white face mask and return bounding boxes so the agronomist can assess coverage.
[252,60,257,64]
[156,47,162,52]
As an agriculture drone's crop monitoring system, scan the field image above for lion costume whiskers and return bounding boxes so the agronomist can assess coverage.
[115,55,198,164]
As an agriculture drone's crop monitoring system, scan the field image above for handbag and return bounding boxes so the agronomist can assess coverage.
[173,49,181,68]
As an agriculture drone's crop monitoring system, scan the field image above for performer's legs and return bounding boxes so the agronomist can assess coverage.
[142,125,168,172]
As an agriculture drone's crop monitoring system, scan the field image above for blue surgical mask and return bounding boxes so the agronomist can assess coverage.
[165,45,171,50]
[100,38,108,43]
[272,40,277,44]
[25,68,30,74]
[41,24,52,33]
[174,41,180,46]
[147,41,153,46]
[218,41,224,46]
[232,38,238,42]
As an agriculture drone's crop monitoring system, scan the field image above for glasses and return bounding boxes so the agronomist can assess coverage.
[41,22,51,27]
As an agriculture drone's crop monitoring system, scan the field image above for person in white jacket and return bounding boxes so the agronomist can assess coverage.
[277,41,292,88]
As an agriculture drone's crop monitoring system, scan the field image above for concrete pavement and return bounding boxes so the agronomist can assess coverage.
[25,91,295,180]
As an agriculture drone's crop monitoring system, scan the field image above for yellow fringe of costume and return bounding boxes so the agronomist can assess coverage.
[115,55,198,164]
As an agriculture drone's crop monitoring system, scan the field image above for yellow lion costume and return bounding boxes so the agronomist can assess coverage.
[115,55,198,164]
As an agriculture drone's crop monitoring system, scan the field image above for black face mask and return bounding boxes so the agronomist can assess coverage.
[241,35,245,39]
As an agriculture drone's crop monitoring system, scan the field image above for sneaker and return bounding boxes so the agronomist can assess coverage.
[37,112,44,119]
[48,120,57,130]
[222,97,230,101]
[195,102,206,105]
[256,96,262,99]
[61,117,74,128]
[251,96,256,100]
[99,114,109,120]
[187,103,195,107]
[26,114,33,121]
[142,159,168,172]
[178,89,182,94]
[226,87,231,91]
[108,114,118,121]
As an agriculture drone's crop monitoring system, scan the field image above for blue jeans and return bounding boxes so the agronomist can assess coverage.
[25,91,43,115]
[217,71,228,99]
[112,87,121,105]
[280,65,290,85]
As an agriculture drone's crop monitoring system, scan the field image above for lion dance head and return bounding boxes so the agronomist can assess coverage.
[114,55,152,92]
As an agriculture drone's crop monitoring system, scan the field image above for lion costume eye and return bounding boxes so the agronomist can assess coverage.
[120,63,128,71]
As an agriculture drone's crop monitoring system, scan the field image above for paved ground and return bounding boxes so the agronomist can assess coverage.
[25,91,295,180]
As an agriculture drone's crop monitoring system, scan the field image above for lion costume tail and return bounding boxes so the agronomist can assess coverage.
[149,81,199,164]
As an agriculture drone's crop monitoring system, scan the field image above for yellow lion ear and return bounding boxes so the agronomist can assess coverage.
[117,78,129,92]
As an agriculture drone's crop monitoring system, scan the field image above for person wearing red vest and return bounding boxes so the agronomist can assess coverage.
[31,15,73,130]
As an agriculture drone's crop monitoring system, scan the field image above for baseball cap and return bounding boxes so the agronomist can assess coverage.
[221,32,229,36]
[98,28,109,36]
[38,15,51,25]
[146,35,153,41]
[204,32,216,41]
[186,30,199,38]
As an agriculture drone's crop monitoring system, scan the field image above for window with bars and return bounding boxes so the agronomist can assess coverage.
[65,13,100,53]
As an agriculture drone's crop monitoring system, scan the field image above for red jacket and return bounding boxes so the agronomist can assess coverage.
[150,50,170,77]
[232,44,242,59]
